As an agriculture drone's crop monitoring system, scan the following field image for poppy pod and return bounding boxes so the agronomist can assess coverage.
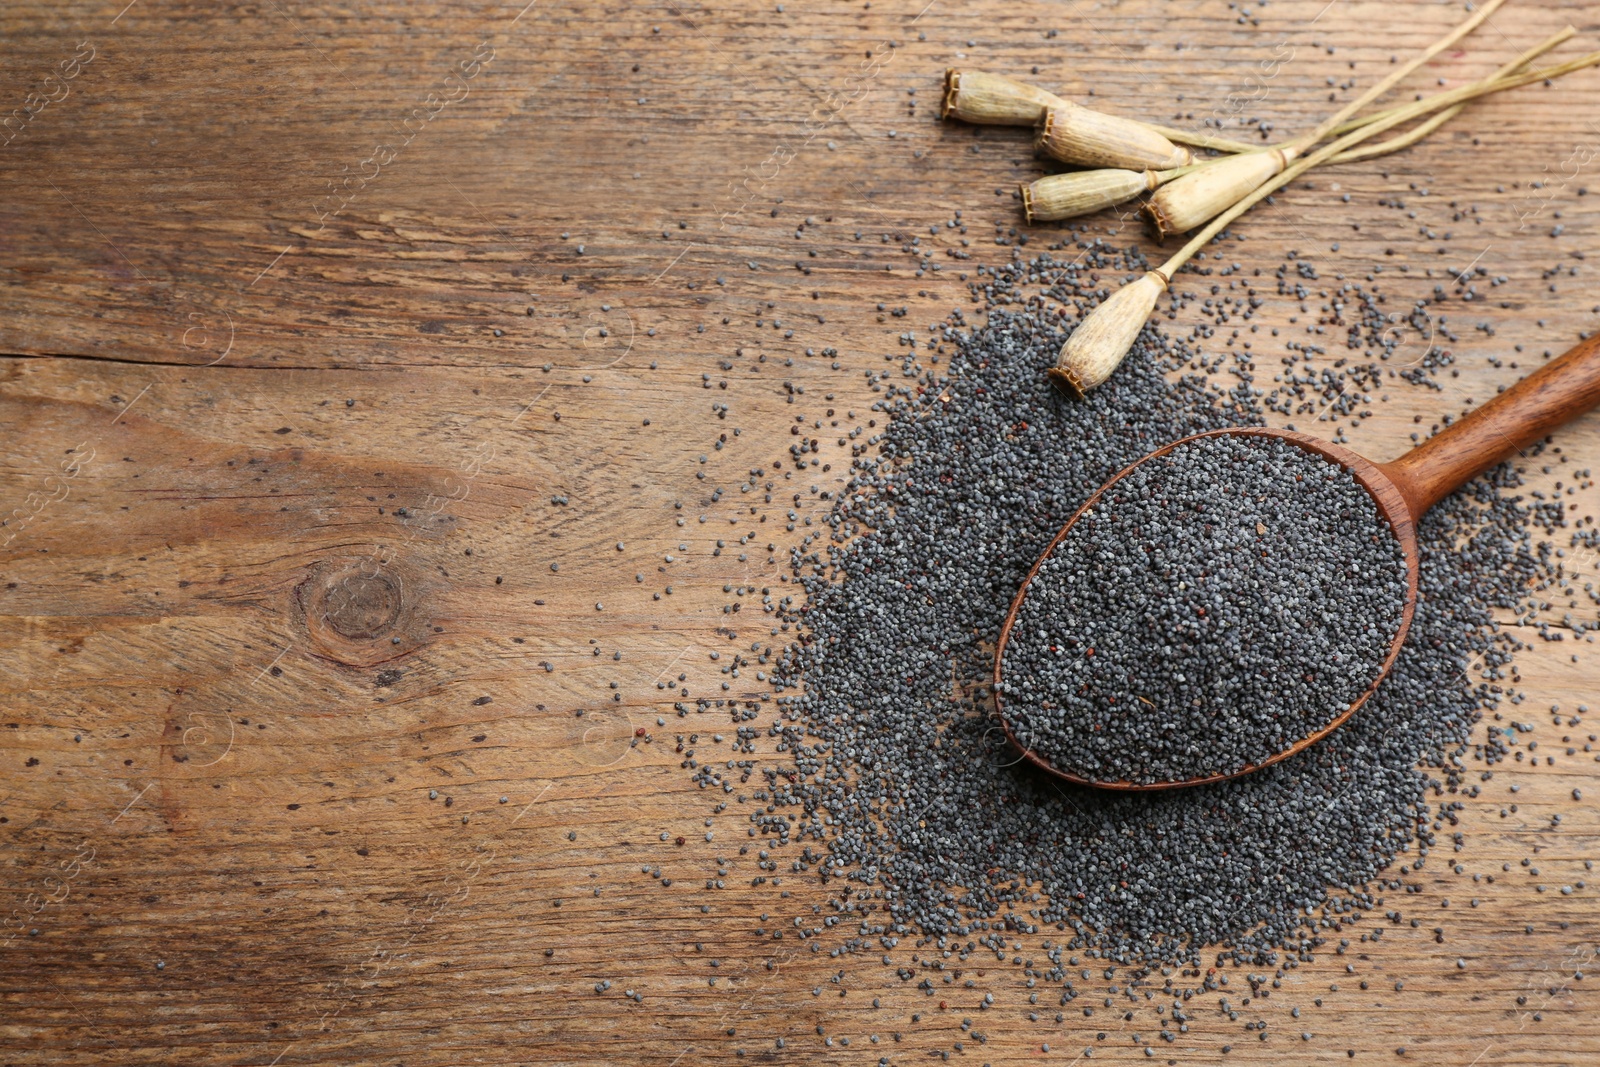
[1021,169,1162,223]
[1050,270,1169,397]
[1143,148,1292,239]
[1035,103,1192,171]
[941,69,1063,126]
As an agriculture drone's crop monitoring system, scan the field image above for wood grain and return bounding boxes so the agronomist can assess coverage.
[3,2,1600,1065]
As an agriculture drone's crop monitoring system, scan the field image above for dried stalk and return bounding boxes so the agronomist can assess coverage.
[1024,28,1578,227]
[1051,45,1600,393]
[1113,17,1561,161]
[1163,46,1600,278]
[1144,24,1575,237]
[1147,126,1259,154]
[1283,0,1509,154]
[1331,26,1575,164]
[1144,0,1510,239]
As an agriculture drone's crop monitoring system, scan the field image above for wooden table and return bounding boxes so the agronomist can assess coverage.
[3,2,1598,1063]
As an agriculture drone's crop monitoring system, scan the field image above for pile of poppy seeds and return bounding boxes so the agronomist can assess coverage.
[665,237,1597,1055]
[1000,432,1410,785]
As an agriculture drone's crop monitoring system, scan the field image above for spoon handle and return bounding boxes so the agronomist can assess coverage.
[1382,332,1600,518]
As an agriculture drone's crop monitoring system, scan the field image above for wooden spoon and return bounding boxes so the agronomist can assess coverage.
[993,332,1600,790]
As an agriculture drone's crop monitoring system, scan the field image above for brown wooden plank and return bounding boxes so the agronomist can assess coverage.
[3,1,1600,1064]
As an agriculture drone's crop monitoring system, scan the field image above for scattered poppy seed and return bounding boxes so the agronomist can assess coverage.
[716,246,1581,1000]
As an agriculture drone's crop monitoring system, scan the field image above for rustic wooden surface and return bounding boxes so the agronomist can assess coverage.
[3,1,1599,1063]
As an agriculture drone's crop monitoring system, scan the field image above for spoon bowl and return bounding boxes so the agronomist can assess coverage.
[995,332,1600,790]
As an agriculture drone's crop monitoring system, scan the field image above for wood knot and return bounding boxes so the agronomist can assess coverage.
[324,573,401,639]
[296,558,425,667]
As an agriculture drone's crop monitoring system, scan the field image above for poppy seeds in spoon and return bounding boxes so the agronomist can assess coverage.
[1001,433,1409,784]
